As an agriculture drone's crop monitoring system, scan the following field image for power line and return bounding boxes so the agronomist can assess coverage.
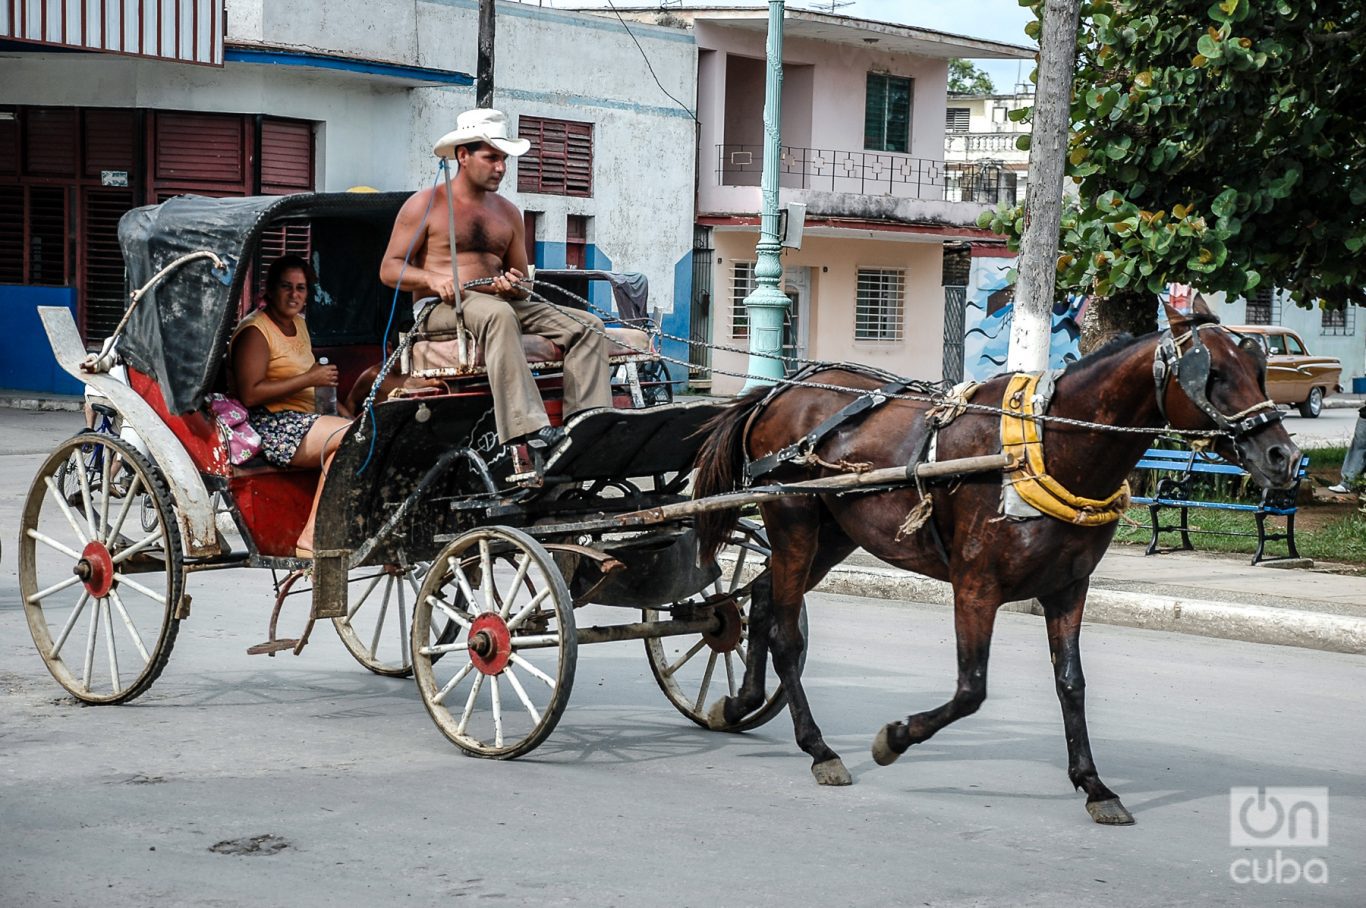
[603,0,700,125]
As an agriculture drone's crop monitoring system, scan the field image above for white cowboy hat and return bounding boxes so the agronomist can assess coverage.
[433,109,531,158]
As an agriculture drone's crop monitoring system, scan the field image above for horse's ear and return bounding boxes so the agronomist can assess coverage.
[1162,298,1192,333]
[1191,293,1217,321]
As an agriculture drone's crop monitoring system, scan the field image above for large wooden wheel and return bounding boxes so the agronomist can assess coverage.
[643,519,805,732]
[411,526,576,758]
[19,432,184,704]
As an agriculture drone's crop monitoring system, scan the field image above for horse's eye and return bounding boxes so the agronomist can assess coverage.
[1209,368,1224,382]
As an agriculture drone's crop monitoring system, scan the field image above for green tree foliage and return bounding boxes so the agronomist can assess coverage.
[979,0,1366,311]
[948,58,997,95]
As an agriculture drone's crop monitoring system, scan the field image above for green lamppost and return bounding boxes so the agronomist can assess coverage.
[740,0,791,391]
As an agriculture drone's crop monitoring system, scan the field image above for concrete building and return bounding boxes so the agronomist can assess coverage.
[1,0,696,393]
[943,88,1034,200]
[593,6,1032,394]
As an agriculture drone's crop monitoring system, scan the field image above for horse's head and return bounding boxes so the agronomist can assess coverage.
[1156,297,1301,489]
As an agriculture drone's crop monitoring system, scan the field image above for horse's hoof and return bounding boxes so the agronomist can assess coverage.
[871,724,903,766]
[705,698,731,731]
[1087,798,1135,826]
[812,757,852,786]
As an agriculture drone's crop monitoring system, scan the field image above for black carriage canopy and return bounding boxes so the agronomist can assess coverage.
[117,192,409,414]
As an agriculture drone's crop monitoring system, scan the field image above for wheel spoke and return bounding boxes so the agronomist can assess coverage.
[102,599,122,696]
[345,571,386,621]
[50,591,92,658]
[82,595,101,690]
[499,554,531,619]
[101,473,144,547]
[432,661,475,706]
[108,589,152,663]
[503,665,542,725]
[508,652,555,689]
[28,573,85,604]
[397,580,411,667]
[26,528,83,561]
[450,557,481,614]
[110,528,164,565]
[506,587,551,631]
[490,673,504,748]
[366,578,394,659]
[729,546,750,593]
[456,672,486,736]
[479,539,495,615]
[115,574,168,606]
[724,651,737,697]
[45,476,94,544]
[693,650,718,712]
[98,454,113,541]
[75,449,98,535]
[662,637,708,679]
[421,639,470,656]
[430,595,473,628]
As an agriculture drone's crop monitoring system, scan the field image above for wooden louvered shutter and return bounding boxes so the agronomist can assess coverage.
[28,186,70,285]
[259,118,314,194]
[518,116,593,198]
[0,186,21,284]
[565,122,593,197]
[153,111,247,193]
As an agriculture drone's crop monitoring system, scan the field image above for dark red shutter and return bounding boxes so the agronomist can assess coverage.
[28,185,70,285]
[0,114,18,176]
[81,187,135,339]
[83,109,137,177]
[259,118,314,194]
[518,116,593,198]
[25,108,78,177]
[154,112,246,187]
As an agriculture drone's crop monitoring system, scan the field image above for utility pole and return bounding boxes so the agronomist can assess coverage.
[741,0,791,391]
[477,0,495,108]
[1007,0,1080,372]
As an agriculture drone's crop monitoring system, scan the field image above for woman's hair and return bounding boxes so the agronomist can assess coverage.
[264,254,316,300]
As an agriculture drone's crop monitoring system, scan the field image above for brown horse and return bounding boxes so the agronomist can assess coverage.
[693,300,1300,825]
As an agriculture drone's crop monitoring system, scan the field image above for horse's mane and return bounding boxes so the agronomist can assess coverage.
[1061,313,1222,378]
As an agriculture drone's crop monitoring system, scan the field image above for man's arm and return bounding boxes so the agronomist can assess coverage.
[379,190,457,304]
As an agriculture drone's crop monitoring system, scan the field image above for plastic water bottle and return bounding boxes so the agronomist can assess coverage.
[315,357,337,415]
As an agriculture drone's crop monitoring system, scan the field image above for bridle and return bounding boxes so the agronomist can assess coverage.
[1152,322,1282,439]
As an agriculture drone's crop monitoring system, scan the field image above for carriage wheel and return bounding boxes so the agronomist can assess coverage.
[19,432,184,704]
[411,526,577,758]
[332,562,430,677]
[643,519,806,732]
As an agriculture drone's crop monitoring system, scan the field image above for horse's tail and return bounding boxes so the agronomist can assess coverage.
[693,386,769,562]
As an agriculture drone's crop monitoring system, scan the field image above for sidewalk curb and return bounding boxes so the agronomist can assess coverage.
[812,562,1366,655]
[0,395,84,413]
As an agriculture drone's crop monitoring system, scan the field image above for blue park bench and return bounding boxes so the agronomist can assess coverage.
[1130,448,1310,565]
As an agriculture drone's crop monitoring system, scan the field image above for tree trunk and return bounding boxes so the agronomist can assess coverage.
[1080,290,1159,354]
[1008,0,1081,372]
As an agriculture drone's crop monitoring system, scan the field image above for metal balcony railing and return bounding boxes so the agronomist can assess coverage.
[715,144,1018,206]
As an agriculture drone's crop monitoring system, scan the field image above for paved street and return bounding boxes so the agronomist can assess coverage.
[2,409,1363,906]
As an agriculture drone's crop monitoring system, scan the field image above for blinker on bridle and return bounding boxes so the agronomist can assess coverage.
[1151,323,1282,439]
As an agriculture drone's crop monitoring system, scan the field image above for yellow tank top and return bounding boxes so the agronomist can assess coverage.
[232,310,316,414]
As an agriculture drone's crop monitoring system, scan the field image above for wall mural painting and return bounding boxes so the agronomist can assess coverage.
[961,255,1085,382]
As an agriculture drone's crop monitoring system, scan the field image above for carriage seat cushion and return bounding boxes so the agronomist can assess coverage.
[412,326,653,375]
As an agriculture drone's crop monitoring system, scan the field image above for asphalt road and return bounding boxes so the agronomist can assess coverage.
[1,408,1363,906]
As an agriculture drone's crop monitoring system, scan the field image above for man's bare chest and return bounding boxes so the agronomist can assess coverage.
[430,205,515,257]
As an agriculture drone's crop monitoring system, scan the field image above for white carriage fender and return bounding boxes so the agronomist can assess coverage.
[39,306,221,558]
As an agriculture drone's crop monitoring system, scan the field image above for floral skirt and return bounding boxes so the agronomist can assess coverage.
[249,407,320,467]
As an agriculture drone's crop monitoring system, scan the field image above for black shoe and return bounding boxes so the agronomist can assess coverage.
[519,425,565,450]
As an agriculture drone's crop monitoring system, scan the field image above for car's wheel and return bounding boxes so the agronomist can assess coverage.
[1298,386,1324,418]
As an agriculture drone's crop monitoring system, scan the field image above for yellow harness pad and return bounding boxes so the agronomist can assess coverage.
[1000,372,1130,526]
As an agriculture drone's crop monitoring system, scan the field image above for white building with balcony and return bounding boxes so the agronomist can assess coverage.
[943,89,1033,199]
[599,7,1032,393]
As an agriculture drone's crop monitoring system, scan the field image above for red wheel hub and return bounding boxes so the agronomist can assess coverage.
[702,601,743,653]
[467,613,513,675]
[75,541,116,598]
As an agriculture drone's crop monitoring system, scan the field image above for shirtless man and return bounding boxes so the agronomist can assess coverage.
[379,108,609,449]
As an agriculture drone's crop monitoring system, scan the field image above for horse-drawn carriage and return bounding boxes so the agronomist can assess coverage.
[19,191,787,756]
[19,190,1302,823]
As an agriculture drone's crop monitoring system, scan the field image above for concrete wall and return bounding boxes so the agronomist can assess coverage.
[708,230,945,395]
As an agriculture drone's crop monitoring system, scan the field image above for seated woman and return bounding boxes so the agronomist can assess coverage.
[230,255,352,558]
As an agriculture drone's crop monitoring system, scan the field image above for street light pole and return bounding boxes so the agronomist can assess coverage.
[740,0,791,391]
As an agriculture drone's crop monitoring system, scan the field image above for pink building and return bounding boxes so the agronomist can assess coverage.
[603,6,1031,392]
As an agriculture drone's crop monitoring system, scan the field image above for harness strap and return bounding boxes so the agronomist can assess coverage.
[746,378,914,483]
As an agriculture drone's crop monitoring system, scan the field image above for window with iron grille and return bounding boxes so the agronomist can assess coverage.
[945,107,970,133]
[855,268,906,341]
[731,262,755,338]
[865,73,912,153]
[518,116,593,197]
[1244,287,1274,325]
[1322,303,1355,336]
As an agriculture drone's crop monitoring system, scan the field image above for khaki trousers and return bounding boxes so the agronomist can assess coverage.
[425,291,611,442]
